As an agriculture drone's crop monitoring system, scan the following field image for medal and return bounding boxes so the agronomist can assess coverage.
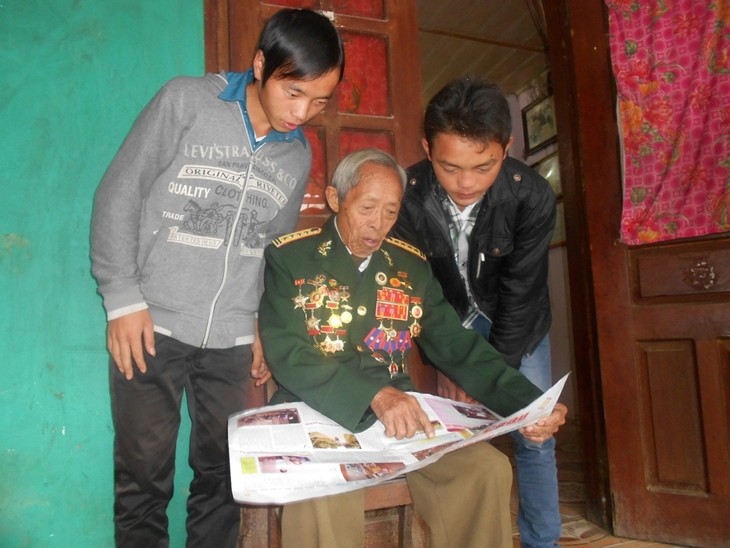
[295,274,351,355]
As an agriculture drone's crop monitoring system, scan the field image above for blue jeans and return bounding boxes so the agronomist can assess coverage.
[471,316,561,548]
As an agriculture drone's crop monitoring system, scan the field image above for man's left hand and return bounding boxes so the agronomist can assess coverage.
[519,402,567,443]
[250,322,272,387]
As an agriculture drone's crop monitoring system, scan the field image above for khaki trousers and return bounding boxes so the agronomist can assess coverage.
[281,442,513,548]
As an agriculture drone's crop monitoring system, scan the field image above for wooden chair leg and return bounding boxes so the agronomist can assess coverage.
[240,505,279,548]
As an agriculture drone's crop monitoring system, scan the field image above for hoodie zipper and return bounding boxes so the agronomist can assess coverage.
[201,156,257,348]
[201,97,263,348]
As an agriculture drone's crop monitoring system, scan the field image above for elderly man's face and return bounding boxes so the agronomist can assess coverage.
[325,162,403,258]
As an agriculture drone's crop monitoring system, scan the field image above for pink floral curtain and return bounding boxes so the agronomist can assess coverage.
[606,0,730,245]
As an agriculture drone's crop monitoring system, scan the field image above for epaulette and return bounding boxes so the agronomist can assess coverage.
[272,227,322,247]
[385,236,426,260]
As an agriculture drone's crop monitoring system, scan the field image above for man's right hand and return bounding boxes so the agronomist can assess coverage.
[371,386,435,440]
[437,371,477,403]
[107,309,155,380]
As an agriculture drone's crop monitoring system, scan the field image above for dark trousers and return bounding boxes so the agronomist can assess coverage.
[110,333,249,547]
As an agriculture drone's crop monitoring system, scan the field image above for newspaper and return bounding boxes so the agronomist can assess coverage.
[228,373,569,505]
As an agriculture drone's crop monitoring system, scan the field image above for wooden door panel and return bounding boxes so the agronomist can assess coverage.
[636,339,707,492]
[631,243,730,302]
[605,239,730,546]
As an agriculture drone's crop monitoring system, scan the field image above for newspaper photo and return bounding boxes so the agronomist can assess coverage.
[228,373,569,505]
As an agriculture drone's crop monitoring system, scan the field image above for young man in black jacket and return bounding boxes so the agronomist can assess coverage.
[392,77,560,548]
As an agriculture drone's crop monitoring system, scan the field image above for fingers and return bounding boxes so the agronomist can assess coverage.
[253,370,272,387]
[372,387,433,440]
[250,323,271,386]
[143,322,156,359]
[519,427,552,444]
[250,361,272,387]
[107,310,154,380]
[436,372,473,403]
[417,412,435,439]
[108,332,134,380]
[520,404,569,443]
[436,372,457,399]
[391,407,432,439]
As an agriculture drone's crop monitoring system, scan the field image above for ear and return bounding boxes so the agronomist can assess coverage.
[252,50,265,81]
[421,138,431,160]
[503,136,514,158]
[325,186,340,213]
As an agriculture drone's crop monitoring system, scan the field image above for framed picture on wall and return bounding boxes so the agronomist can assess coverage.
[550,201,566,247]
[532,152,561,197]
[522,95,558,155]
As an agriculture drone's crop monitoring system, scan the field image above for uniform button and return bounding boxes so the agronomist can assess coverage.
[408,177,417,186]
[356,345,365,352]
[513,173,522,182]
[357,306,367,316]
[492,248,501,255]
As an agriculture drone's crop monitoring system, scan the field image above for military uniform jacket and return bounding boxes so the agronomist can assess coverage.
[259,217,542,432]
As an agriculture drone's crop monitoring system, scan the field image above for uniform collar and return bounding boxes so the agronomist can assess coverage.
[314,218,396,282]
[332,218,373,271]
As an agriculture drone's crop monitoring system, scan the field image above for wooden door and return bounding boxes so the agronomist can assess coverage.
[545,1,730,545]
[205,0,424,229]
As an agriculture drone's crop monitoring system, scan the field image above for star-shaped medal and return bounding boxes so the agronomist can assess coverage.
[292,293,308,310]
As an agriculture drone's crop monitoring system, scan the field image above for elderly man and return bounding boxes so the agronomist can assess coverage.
[258,148,567,548]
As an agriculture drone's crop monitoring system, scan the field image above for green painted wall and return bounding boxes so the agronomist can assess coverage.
[0,1,203,545]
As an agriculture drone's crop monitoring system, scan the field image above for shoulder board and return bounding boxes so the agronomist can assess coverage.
[272,227,322,247]
[385,237,426,260]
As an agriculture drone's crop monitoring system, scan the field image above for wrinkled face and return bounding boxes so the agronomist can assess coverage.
[423,132,512,210]
[254,50,341,133]
[326,163,403,258]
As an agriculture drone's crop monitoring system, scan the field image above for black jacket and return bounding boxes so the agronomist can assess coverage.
[392,157,556,368]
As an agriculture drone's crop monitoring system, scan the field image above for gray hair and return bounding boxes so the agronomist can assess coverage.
[330,148,407,201]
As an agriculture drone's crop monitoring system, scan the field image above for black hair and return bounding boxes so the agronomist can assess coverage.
[423,77,512,149]
[256,8,345,86]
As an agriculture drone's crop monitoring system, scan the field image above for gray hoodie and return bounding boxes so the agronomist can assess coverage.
[91,71,311,348]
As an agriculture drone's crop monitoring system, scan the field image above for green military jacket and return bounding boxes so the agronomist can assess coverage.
[259,217,542,432]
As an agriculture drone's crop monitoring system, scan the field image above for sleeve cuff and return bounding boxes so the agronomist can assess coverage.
[107,302,149,321]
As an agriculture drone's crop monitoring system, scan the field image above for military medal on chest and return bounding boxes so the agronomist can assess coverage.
[364,270,423,377]
[293,275,352,354]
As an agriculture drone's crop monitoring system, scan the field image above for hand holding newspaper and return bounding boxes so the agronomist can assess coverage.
[228,373,569,505]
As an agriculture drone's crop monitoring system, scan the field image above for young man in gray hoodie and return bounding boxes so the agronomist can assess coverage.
[91,9,344,547]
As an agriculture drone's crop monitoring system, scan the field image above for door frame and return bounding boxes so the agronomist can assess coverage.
[543,0,615,529]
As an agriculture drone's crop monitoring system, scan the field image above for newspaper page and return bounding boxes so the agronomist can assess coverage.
[228,373,569,505]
